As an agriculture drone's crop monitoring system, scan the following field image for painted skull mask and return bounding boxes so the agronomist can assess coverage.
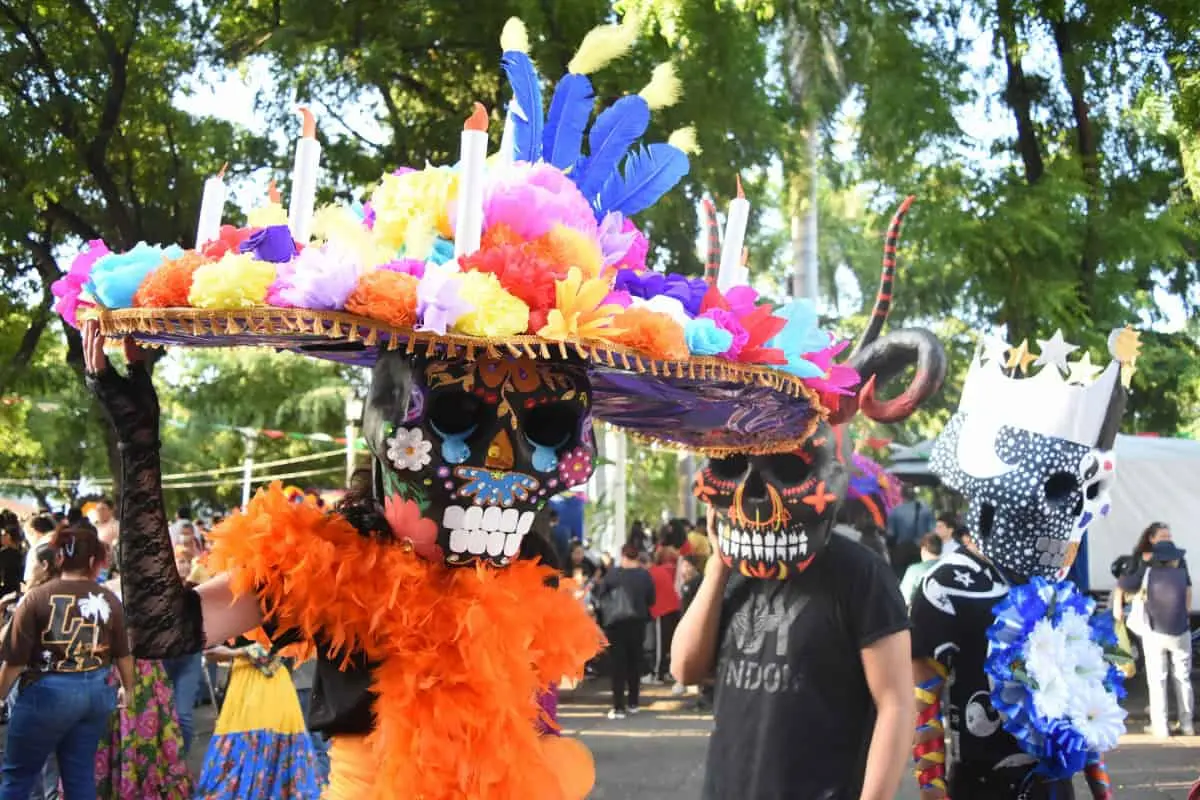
[929,413,1116,580]
[696,420,851,579]
[363,351,596,567]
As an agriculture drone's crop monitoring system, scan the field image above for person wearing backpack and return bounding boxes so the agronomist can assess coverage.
[594,544,656,719]
[1115,539,1194,737]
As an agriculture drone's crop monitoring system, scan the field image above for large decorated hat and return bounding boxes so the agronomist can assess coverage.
[846,451,903,528]
[52,17,853,455]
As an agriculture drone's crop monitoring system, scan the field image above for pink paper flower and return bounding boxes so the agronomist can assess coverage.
[701,308,749,359]
[805,338,860,395]
[384,494,442,562]
[51,239,110,327]
[482,162,598,242]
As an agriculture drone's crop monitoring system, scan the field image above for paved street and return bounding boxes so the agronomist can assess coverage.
[176,676,1199,798]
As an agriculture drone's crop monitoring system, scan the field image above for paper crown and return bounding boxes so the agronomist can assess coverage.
[51,16,855,456]
[956,328,1139,448]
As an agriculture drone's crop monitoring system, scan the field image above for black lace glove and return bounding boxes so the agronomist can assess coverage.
[82,322,204,657]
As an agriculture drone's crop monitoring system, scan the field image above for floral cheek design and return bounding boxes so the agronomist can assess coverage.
[557,447,594,488]
[386,427,433,471]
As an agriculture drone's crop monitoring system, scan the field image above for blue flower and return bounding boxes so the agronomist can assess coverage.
[684,317,733,355]
[87,242,183,308]
[428,237,455,265]
[766,299,830,378]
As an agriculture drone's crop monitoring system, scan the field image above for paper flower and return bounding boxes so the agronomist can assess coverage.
[460,240,562,319]
[378,259,426,279]
[614,216,648,272]
[87,242,183,309]
[723,285,760,318]
[483,162,598,241]
[134,251,210,307]
[558,446,595,488]
[452,272,530,338]
[268,245,362,310]
[731,305,788,365]
[52,240,110,327]
[371,166,458,251]
[188,253,276,308]
[200,226,254,259]
[416,262,473,335]
[1067,680,1126,752]
[610,307,688,361]
[246,201,287,229]
[684,317,734,356]
[538,267,624,341]
[804,338,861,395]
[239,225,299,263]
[767,299,831,378]
[345,271,419,328]
[631,295,690,329]
[613,269,707,317]
[386,427,433,471]
[596,212,638,267]
[383,494,441,562]
[701,308,749,358]
[539,224,604,277]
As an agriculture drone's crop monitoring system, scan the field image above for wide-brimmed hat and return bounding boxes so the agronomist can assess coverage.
[54,18,855,456]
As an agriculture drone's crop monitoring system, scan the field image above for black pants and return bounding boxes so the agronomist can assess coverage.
[655,611,681,680]
[605,619,645,711]
[949,762,1075,800]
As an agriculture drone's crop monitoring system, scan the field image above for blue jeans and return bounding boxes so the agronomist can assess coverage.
[0,671,116,800]
[295,688,330,783]
[162,653,202,755]
[5,685,59,800]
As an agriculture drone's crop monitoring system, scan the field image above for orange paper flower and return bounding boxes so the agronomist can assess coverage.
[610,307,688,361]
[345,271,419,328]
[133,251,210,307]
[537,267,625,342]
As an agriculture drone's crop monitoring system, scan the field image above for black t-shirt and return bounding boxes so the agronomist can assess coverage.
[702,534,910,800]
[910,550,1028,772]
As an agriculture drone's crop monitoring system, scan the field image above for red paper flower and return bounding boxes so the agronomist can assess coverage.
[200,226,254,259]
[733,305,788,365]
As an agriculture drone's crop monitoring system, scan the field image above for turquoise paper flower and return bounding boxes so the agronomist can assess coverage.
[684,317,734,356]
[87,242,184,308]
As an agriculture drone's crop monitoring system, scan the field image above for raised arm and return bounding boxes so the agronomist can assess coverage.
[83,321,261,656]
[671,509,729,685]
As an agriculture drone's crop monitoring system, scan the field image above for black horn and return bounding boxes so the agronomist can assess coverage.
[830,328,947,424]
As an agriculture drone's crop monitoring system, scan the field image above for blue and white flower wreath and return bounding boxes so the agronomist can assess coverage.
[985,578,1131,779]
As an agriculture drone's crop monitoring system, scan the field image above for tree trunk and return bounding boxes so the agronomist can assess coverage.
[996,0,1045,185]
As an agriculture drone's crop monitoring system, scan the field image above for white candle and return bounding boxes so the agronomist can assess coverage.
[454,103,490,257]
[195,164,227,248]
[288,106,322,242]
[717,176,749,293]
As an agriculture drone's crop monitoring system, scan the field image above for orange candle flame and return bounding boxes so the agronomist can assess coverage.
[736,174,745,200]
[298,106,317,139]
[217,162,228,180]
[267,179,281,204]
[464,102,489,132]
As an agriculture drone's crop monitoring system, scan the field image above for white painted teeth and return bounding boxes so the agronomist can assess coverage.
[442,505,536,558]
[717,523,813,562]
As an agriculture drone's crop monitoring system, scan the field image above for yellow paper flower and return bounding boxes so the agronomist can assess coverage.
[538,267,624,342]
[371,167,458,251]
[247,201,287,229]
[188,253,277,308]
[311,205,395,268]
[541,225,604,278]
[452,271,529,338]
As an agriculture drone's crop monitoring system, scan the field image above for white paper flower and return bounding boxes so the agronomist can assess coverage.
[1032,672,1072,720]
[1069,640,1110,686]
[1025,618,1070,687]
[79,593,112,624]
[386,428,433,471]
[1067,680,1127,751]
[1058,610,1092,646]
[631,295,691,329]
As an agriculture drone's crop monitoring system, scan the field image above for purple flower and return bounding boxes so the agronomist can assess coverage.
[238,225,298,263]
[724,285,759,317]
[597,212,637,267]
[602,289,632,309]
[416,264,474,335]
[613,269,708,317]
[51,239,110,327]
[615,217,649,272]
[378,258,426,279]
[268,245,361,310]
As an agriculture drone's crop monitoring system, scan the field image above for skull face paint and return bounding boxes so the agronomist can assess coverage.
[363,351,595,567]
[696,420,850,580]
[929,413,1116,580]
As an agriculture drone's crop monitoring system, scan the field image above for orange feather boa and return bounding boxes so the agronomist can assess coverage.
[207,483,605,799]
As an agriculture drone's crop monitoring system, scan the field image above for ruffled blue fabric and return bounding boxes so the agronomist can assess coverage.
[985,577,1127,781]
[684,317,733,355]
[765,299,827,378]
[86,242,183,308]
[197,730,321,799]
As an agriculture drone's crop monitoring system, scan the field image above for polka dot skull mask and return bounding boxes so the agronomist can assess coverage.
[362,351,595,567]
[929,412,1117,580]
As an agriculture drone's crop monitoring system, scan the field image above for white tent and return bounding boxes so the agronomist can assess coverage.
[888,434,1200,610]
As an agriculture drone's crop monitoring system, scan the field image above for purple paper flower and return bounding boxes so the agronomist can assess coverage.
[724,285,759,317]
[268,245,361,310]
[378,259,426,279]
[51,239,110,327]
[416,264,474,335]
[602,290,632,309]
[597,212,637,267]
[238,225,298,263]
[615,217,649,272]
[614,269,708,317]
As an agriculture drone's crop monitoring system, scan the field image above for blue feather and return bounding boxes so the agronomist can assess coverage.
[501,51,543,162]
[542,74,595,170]
[575,95,650,200]
[596,143,690,218]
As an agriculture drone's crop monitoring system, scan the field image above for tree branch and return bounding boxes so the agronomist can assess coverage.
[996,0,1045,185]
[41,201,102,242]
